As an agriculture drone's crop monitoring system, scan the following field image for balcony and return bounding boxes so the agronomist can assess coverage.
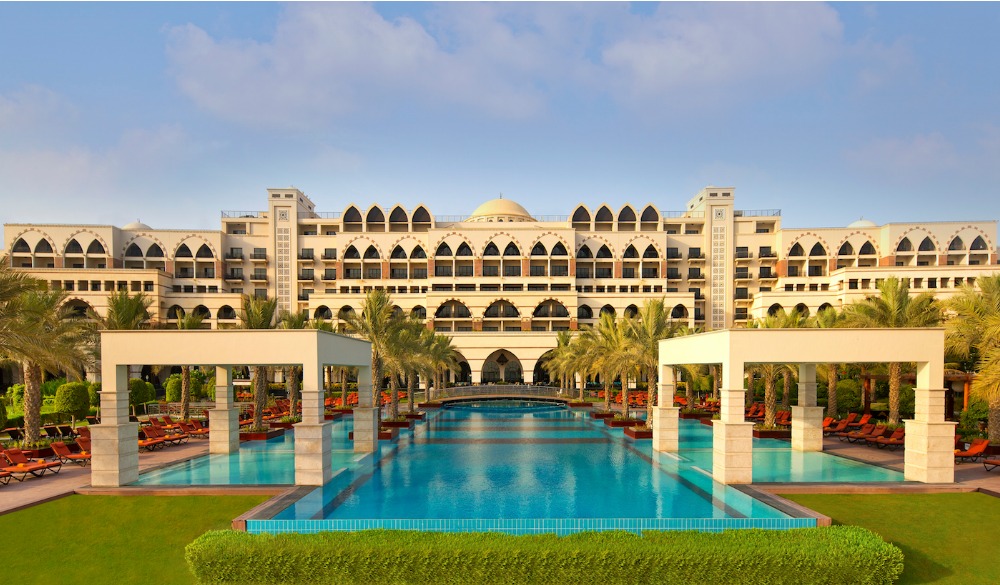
[666,252,682,262]
[249,273,267,282]
[759,251,777,260]
[734,271,752,281]
[322,271,337,281]
[322,252,337,260]
[594,268,612,279]
[250,253,267,261]
[483,266,499,277]
[735,251,754,261]
[224,272,243,281]
[344,269,361,279]
[412,269,427,279]
[687,253,706,262]
[504,267,522,277]
[575,269,592,279]
[666,272,682,281]
[457,267,474,277]
[758,270,777,280]
[176,270,194,279]
[641,268,658,279]
[390,269,408,280]
[298,272,315,281]
[224,253,243,261]
[365,269,382,280]
[297,294,309,301]
[687,272,705,281]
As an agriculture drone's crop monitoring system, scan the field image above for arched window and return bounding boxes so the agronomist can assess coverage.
[896,238,913,252]
[577,305,593,319]
[146,244,164,258]
[551,242,567,256]
[577,245,593,259]
[389,206,408,223]
[641,205,658,222]
[618,206,636,223]
[366,207,385,223]
[531,243,547,256]
[86,240,105,255]
[838,242,854,256]
[596,245,612,259]
[456,242,473,257]
[788,243,804,257]
[435,301,471,318]
[436,243,452,257]
[411,246,426,259]
[125,243,143,257]
[767,303,783,316]
[392,305,403,319]
[65,239,83,254]
[344,206,362,223]
[859,241,876,255]
[972,236,989,251]
[363,246,380,260]
[809,243,827,256]
[411,306,427,319]
[485,300,519,318]
[670,304,688,319]
[533,300,569,318]
[390,246,407,259]
[219,305,238,320]
[600,304,616,317]
[572,206,591,223]
[167,305,184,319]
[34,239,52,254]
[503,243,520,256]
[595,206,613,222]
[344,246,360,259]
[412,206,431,223]
[338,306,356,320]
[175,244,192,258]
[623,245,638,259]
[918,237,935,252]
[642,245,658,259]
[624,304,638,318]
[193,305,211,319]
[196,244,214,258]
[948,237,965,251]
[12,238,30,253]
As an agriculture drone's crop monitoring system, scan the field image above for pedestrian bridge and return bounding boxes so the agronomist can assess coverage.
[433,385,570,404]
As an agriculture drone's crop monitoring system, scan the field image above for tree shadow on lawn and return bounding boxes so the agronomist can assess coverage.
[893,543,953,585]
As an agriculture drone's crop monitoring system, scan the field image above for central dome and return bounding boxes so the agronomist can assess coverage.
[467,198,534,222]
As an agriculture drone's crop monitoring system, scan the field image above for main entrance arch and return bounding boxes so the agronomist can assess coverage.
[481,349,523,383]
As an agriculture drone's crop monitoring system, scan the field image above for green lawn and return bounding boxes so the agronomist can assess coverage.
[0,495,267,584]
[783,493,1000,585]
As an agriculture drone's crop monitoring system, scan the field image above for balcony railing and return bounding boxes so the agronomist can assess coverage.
[221,211,266,219]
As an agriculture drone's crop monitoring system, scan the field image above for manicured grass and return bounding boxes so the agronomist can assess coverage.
[782,492,1000,585]
[0,495,268,584]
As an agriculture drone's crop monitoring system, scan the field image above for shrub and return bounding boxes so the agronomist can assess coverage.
[165,375,182,403]
[0,398,6,428]
[88,381,102,407]
[835,379,862,417]
[129,378,155,407]
[6,383,25,409]
[898,384,915,419]
[41,376,67,397]
[54,382,90,425]
[202,377,216,401]
[186,527,903,585]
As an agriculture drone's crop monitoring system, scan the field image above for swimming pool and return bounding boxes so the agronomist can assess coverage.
[135,400,902,534]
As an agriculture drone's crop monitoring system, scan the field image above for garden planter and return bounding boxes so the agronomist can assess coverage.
[589,411,616,420]
[240,428,285,441]
[348,428,398,441]
[417,402,441,409]
[324,412,345,421]
[268,421,297,429]
[624,426,653,439]
[680,412,712,420]
[700,418,715,427]
[381,419,415,429]
[753,429,791,439]
[403,412,426,421]
[567,402,593,408]
[605,418,642,428]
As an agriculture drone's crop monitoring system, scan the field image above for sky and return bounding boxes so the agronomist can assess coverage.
[2,2,1000,236]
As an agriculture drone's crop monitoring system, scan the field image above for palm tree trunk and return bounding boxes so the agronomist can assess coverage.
[286,366,299,419]
[388,371,399,419]
[889,362,901,425]
[181,365,191,421]
[710,364,720,401]
[782,372,791,410]
[646,367,656,426]
[407,371,416,413]
[578,371,585,402]
[764,375,776,427]
[989,395,1000,444]
[603,374,612,413]
[827,365,838,418]
[23,361,43,444]
[252,365,267,429]
[340,367,347,409]
[371,356,382,417]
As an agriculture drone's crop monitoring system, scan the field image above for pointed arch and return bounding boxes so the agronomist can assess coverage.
[390,245,407,260]
[640,205,659,222]
[484,299,520,318]
[571,205,591,223]
[338,306,356,320]
[600,304,616,317]
[623,245,638,259]
[167,305,184,319]
[595,205,613,222]
[411,245,427,259]
[412,206,431,224]
[859,241,876,255]
[767,303,783,316]
[503,242,521,256]
[365,206,385,224]
[343,206,362,223]
[642,244,659,259]
[551,242,567,256]
[918,237,935,252]
[175,243,193,258]
[389,205,408,224]
[195,244,214,259]
[617,205,636,223]
[435,300,471,318]
[896,238,913,252]
[64,239,83,254]
[838,242,854,256]
[125,243,143,257]
[34,239,53,254]
[531,242,547,256]
[87,239,106,255]
[193,305,211,319]
[808,243,827,256]
[11,238,30,253]
[146,243,164,258]
[483,242,499,256]
[436,242,453,257]
[596,245,613,259]
[670,304,688,320]
[788,243,804,257]
[624,304,639,318]
[363,245,380,260]
[948,236,965,251]
[344,245,360,260]
[577,245,593,259]
[533,299,569,318]
[455,242,473,257]
[971,236,989,251]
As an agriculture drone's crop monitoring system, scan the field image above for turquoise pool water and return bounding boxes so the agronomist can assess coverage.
[135,400,902,533]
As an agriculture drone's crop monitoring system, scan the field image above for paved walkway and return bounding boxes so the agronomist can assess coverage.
[0,439,210,515]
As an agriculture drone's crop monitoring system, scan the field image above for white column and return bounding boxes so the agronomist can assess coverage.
[792,363,823,452]
[353,365,379,453]
[210,366,239,454]
[652,365,679,452]
[92,363,139,487]
[905,361,955,483]
[296,357,332,485]
[713,360,753,484]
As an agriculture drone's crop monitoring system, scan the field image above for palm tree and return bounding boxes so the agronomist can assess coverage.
[0,257,45,358]
[815,307,843,417]
[175,309,205,421]
[427,333,460,401]
[381,318,424,419]
[89,289,153,383]
[843,277,941,424]
[345,289,397,412]
[279,310,310,418]
[581,312,631,415]
[238,294,278,429]
[7,289,91,443]
[946,274,1000,442]
[624,299,684,425]
[749,309,810,426]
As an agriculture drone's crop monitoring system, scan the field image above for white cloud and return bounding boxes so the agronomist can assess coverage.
[844,133,959,179]
[0,85,80,148]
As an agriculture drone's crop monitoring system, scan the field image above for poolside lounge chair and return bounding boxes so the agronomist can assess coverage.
[0,467,10,486]
[984,458,1000,472]
[85,415,99,425]
[2,448,61,480]
[178,421,210,438]
[3,428,24,442]
[955,438,990,463]
[43,425,62,440]
[76,426,91,439]
[57,425,77,438]
[824,419,851,436]
[847,413,872,428]
[838,423,876,442]
[138,428,166,451]
[51,441,90,466]
[77,437,92,453]
[147,424,189,445]
[874,428,905,450]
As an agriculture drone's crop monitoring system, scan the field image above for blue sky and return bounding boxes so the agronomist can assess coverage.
[2,2,999,233]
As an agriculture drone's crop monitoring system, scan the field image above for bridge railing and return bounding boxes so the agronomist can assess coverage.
[435,385,564,400]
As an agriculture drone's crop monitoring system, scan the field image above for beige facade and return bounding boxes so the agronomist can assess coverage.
[4,186,998,384]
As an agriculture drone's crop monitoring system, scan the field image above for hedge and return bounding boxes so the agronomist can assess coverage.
[186,527,903,585]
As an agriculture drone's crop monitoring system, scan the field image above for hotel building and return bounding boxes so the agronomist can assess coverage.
[4,186,998,386]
